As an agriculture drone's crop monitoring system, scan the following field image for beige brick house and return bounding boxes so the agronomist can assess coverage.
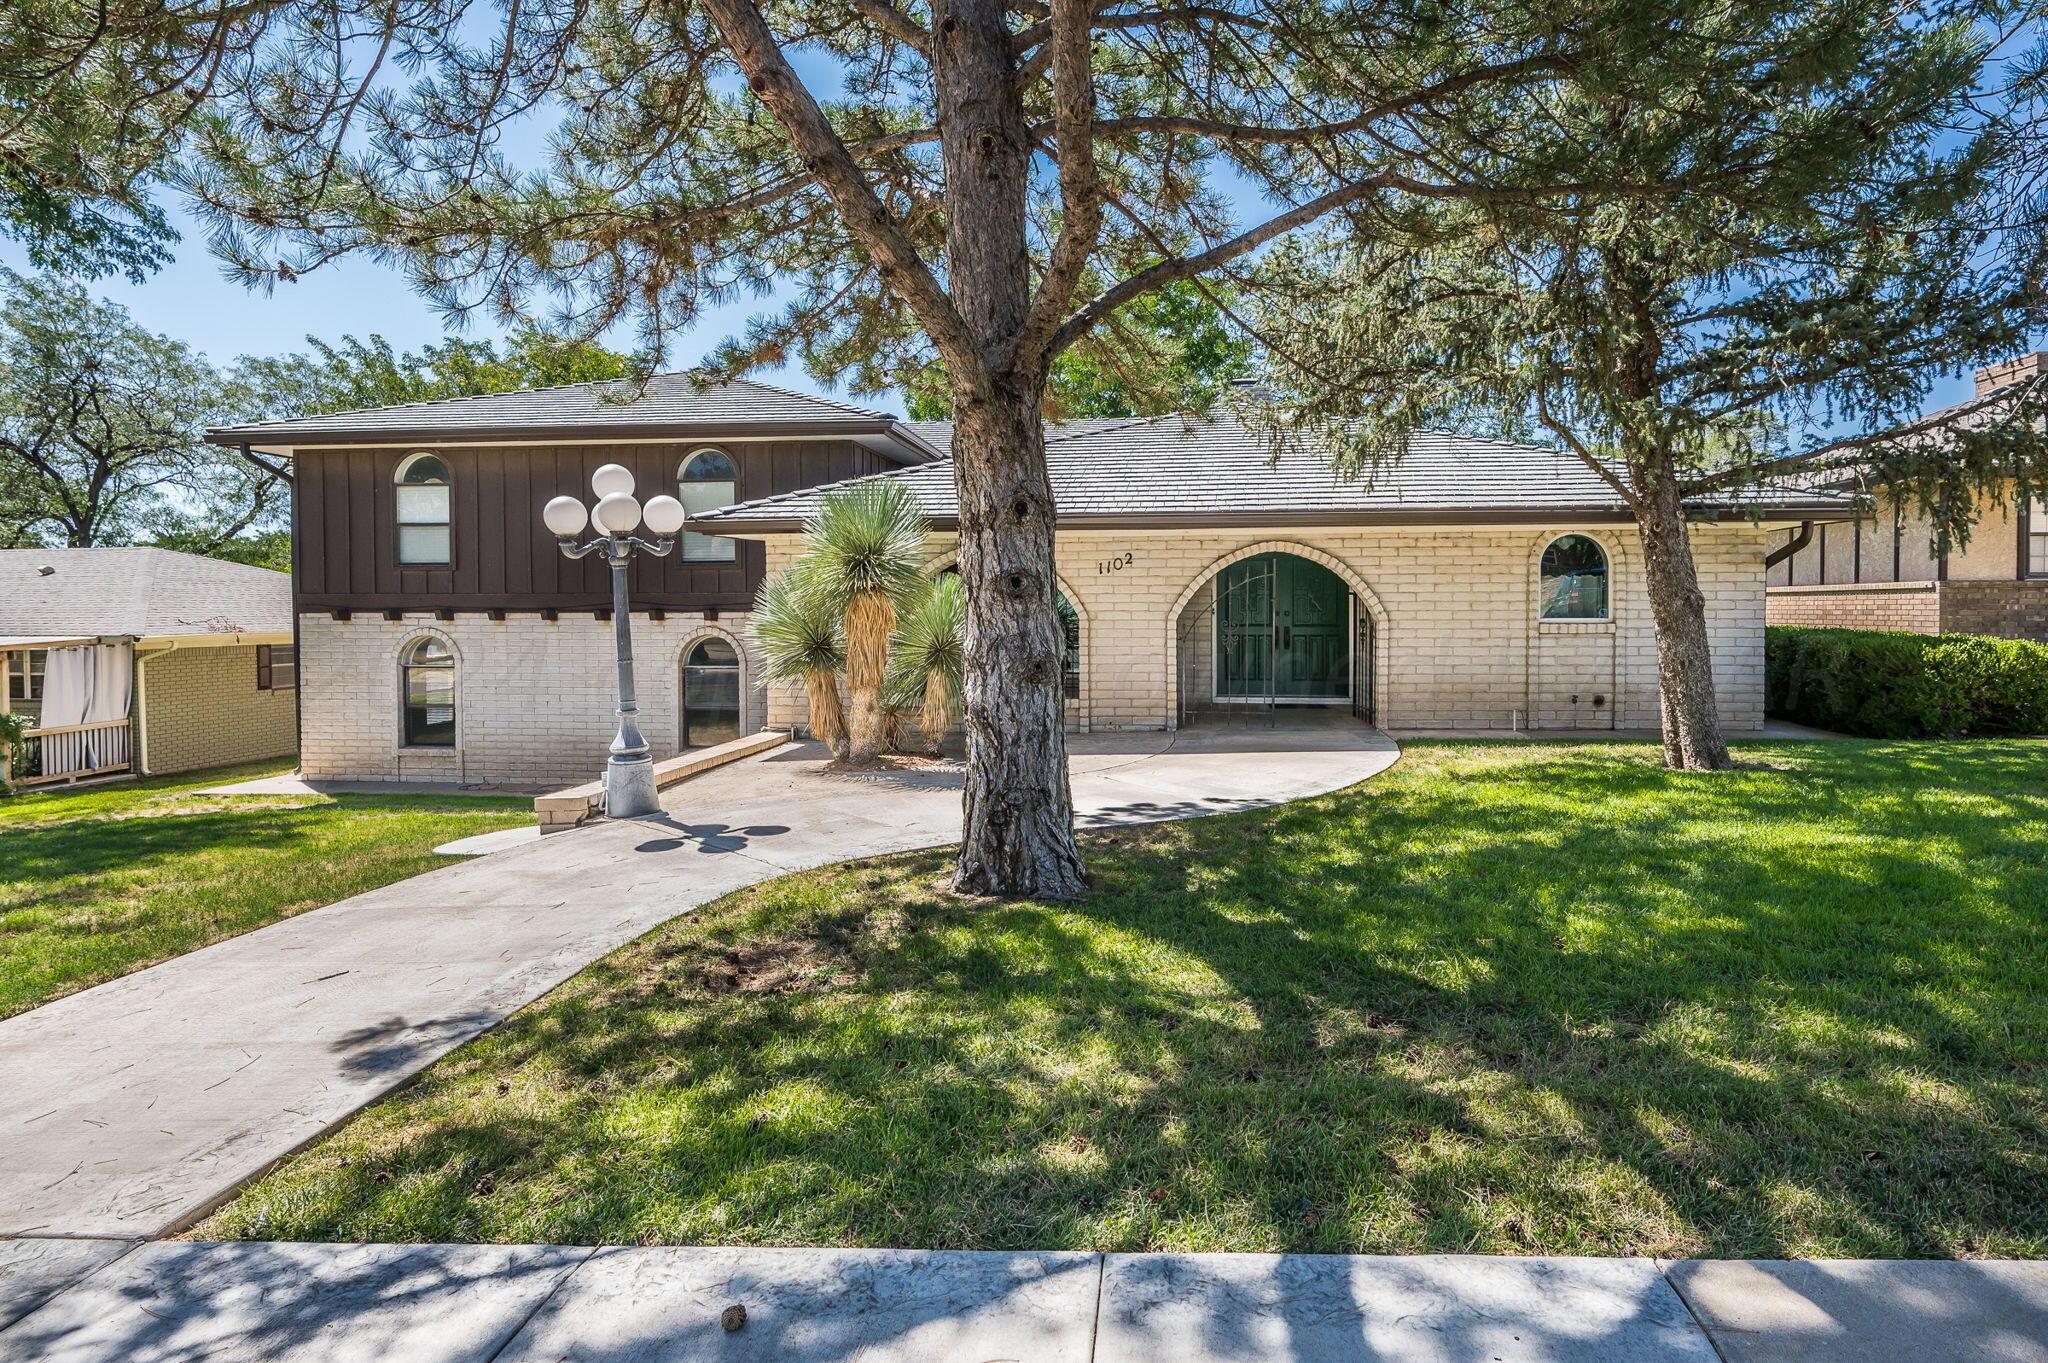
[209,375,1840,789]
[1766,354,2048,642]
[698,414,1843,739]
[0,548,297,786]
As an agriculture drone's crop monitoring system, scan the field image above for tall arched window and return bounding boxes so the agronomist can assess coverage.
[681,636,742,748]
[401,637,457,746]
[677,449,738,562]
[395,453,452,565]
[1539,535,1610,620]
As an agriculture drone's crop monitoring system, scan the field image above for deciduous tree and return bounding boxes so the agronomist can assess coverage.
[0,269,279,554]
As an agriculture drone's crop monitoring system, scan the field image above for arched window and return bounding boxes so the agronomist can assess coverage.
[677,449,738,562]
[1539,535,1610,620]
[401,637,457,746]
[395,453,452,565]
[681,636,741,747]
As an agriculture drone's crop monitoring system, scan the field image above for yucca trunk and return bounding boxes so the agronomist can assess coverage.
[919,669,952,755]
[844,589,894,764]
[805,666,849,759]
[881,705,912,754]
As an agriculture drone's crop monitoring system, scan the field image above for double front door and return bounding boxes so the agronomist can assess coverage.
[1215,553,1350,701]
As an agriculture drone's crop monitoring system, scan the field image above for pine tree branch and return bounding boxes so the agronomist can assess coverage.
[693,0,987,389]
[1535,384,1641,512]
[1013,0,1103,374]
[1675,383,2035,495]
[1053,166,1602,355]
[845,0,932,52]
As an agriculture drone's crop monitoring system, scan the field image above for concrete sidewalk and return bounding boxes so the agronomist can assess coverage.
[3,1239,2044,1362]
[0,725,1398,1239]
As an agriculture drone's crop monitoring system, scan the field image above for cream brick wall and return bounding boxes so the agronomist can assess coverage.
[297,612,766,787]
[139,643,298,775]
[760,523,1772,735]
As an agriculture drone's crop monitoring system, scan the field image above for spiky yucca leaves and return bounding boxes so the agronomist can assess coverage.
[797,480,929,765]
[886,572,966,756]
[748,568,847,759]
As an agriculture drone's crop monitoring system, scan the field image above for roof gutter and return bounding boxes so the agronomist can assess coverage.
[695,503,1853,536]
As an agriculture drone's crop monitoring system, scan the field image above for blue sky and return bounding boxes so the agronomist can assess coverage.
[0,200,875,412]
[0,190,1990,429]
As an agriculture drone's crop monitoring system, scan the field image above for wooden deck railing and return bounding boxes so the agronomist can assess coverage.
[8,720,133,787]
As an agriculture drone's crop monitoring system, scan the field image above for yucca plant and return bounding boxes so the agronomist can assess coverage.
[879,697,915,755]
[797,480,928,765]
[886,572,966,755]
[748,568,848,759]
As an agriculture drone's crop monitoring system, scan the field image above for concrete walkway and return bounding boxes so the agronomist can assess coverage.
[3,1239,2045,1362]
[0,723,1397,1239]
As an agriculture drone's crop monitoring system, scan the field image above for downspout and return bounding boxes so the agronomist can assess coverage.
[133,641,181,776]
[1764,521,1813,572]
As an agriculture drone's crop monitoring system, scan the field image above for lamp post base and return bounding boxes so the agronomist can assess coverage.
[604,757,661,818]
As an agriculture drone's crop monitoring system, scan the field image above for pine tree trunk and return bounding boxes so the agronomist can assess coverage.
[1636,464,1735,771]
[949,392,1089,899]
[843,590,893,765]
[932,0,1087,898]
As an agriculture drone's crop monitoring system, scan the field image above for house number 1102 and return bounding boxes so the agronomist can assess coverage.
[1097,552,1135,575]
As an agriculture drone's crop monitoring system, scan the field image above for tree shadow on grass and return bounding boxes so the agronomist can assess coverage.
[214,741,2048,1262]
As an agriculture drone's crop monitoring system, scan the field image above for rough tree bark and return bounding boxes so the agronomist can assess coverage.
[1633,459,1735,771]
[949,389,1088,897]
[931,0,1089,897]
[698,0,1099,897]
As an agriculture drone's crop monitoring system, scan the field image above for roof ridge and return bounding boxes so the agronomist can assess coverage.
[728,374,895,422]
[222,370,673,431]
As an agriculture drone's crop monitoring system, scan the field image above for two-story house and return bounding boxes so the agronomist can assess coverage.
[215,373,1842,790]
[210,376,942,787]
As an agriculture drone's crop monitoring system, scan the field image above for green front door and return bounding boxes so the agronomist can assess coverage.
[1214,553,1350,700]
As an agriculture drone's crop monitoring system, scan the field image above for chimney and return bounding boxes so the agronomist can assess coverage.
[1974,352,2048,396]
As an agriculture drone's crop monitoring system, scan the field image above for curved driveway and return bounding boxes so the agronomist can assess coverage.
[0,723,1396,1238]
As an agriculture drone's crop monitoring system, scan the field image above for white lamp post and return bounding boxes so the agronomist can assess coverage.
[544,464,689,817]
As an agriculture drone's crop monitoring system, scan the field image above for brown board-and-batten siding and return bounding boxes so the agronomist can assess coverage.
[294,439,888,613]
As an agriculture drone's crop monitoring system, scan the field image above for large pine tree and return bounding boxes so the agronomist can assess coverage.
[0,0,1919,882]
[1250,0,2046,767]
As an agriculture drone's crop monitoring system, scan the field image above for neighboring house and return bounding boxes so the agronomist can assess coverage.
[1766,353,2048,641]
[212,375,1841,788]
[0,548,297,786]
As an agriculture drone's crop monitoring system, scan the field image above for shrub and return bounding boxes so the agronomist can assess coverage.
[1767,626,2048,737]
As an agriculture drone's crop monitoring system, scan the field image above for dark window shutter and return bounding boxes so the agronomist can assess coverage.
[257,645,273,690]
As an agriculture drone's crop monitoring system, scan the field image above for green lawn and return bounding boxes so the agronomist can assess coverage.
[198,740,2047,1259]
[1,763,532,1017]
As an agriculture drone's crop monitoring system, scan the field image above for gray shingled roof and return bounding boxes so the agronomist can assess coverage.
[0,548,292,639]
[209,372,942,463]
[692,414,1850,529]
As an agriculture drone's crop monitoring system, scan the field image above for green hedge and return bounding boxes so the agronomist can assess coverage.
[1766,626,2048,738]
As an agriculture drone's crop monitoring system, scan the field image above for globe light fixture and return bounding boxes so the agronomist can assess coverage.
[590,463,636,498]
[542,495,589,539]
[538,470,686,819]
[592,491,642,535]
[642,494,687,537]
